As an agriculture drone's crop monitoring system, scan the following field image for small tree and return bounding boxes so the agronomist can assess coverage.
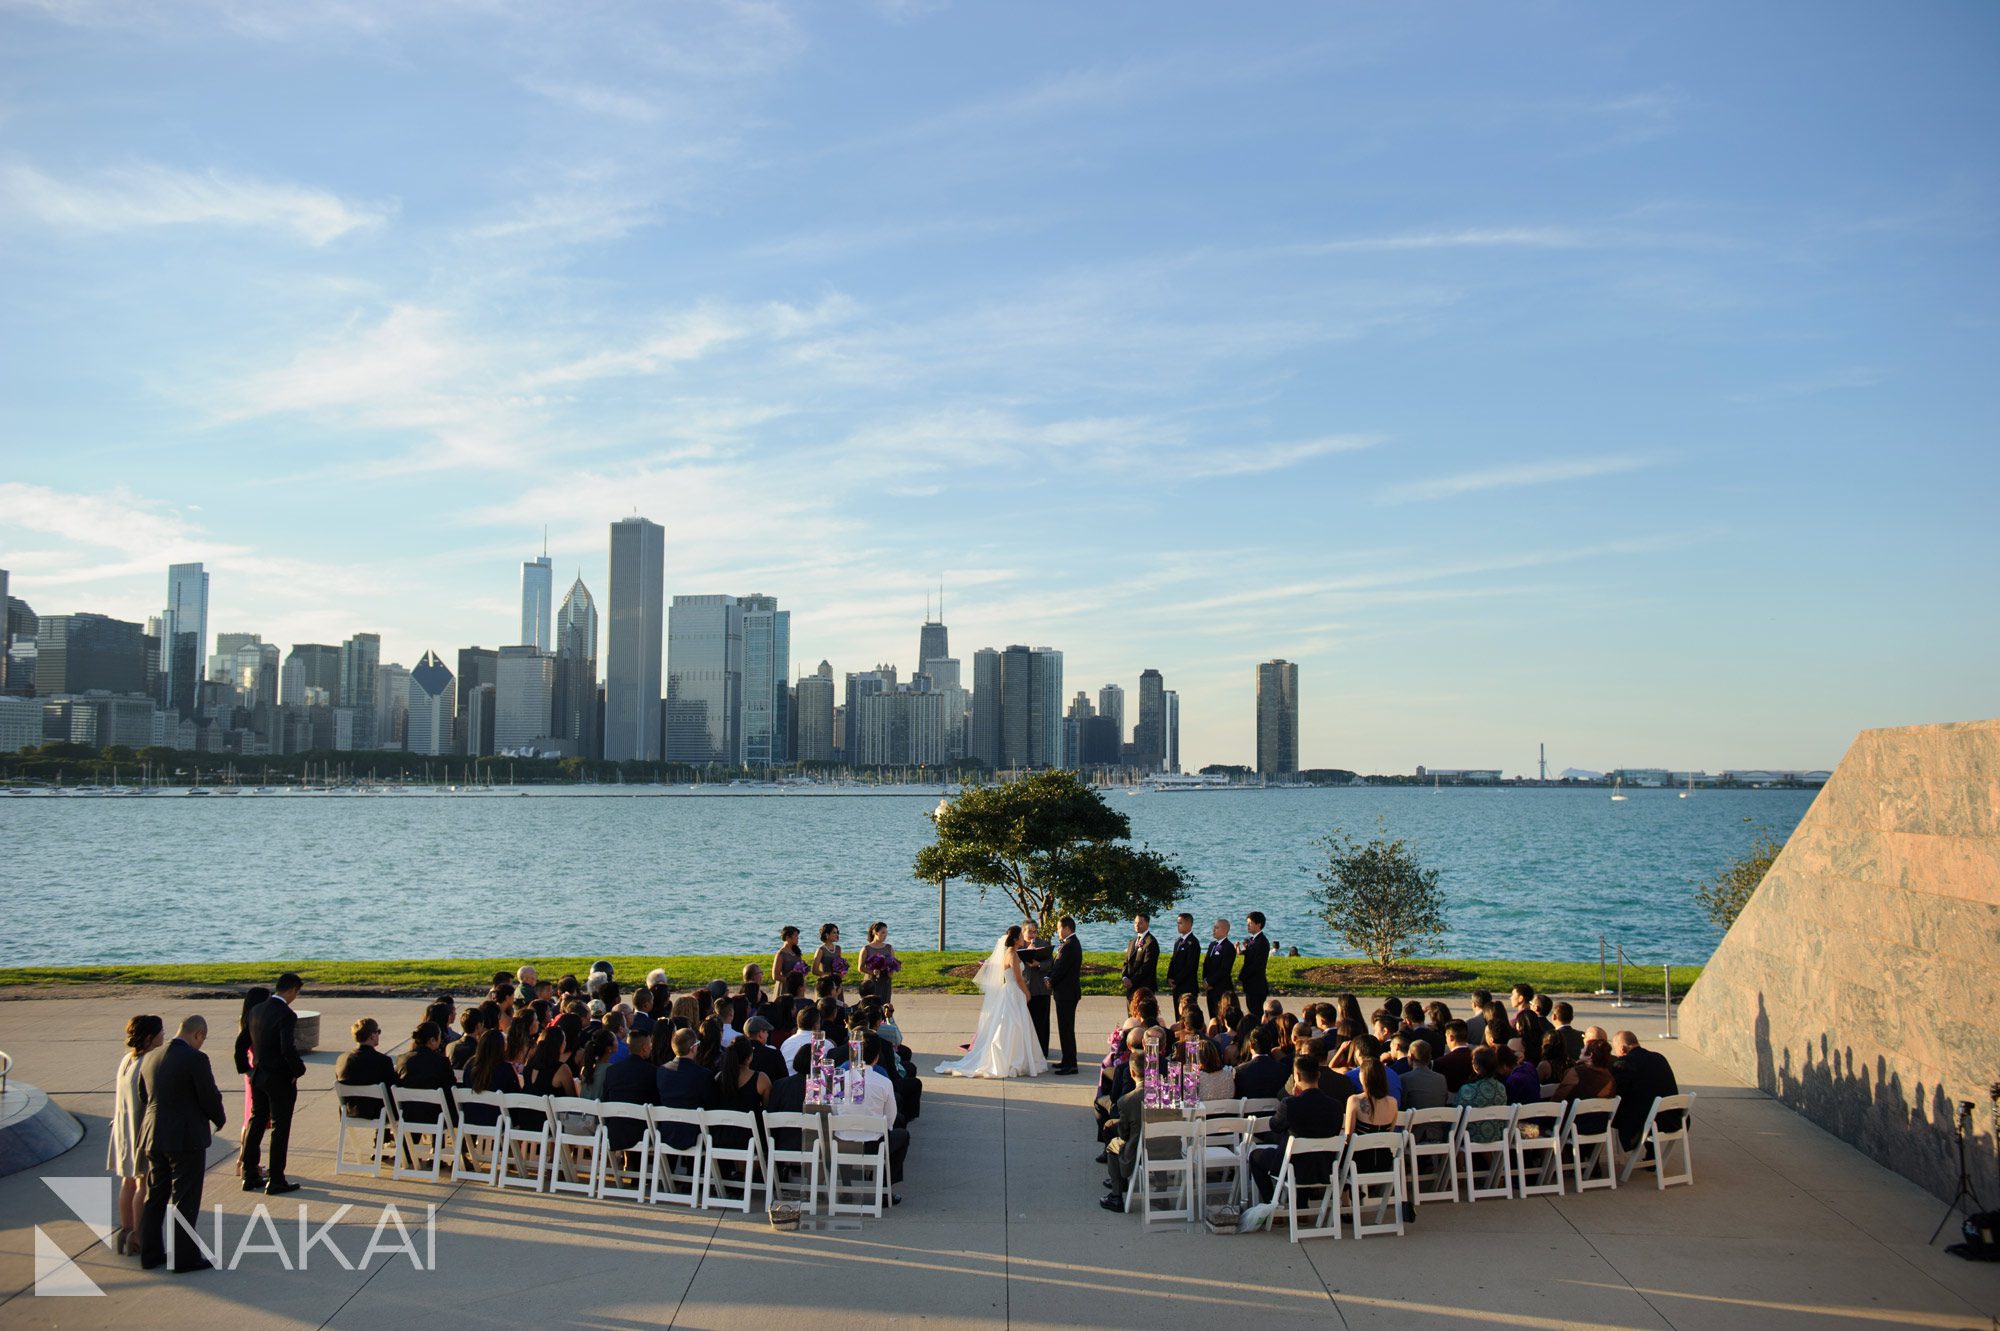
[1313,822,1448,967]
[1694,832,1784,930]
[913,770,1191,935]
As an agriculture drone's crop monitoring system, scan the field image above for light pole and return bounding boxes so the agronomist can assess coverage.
[929,795,952,952]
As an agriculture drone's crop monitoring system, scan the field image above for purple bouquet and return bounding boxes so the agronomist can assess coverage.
[825,956,849,978]
[789,959,808,977]
[862,953,903,976]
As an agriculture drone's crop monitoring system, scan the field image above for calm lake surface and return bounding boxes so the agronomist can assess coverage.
[0,786,1815,967]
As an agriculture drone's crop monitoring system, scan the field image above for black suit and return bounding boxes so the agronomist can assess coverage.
[1167,931,1201,1008]
[1233,1053,1287,1102]
[1250,1086,1347,1203]
[138,1037,226,1270]
[1611,1046,1682,1150]
[766,1073,811,1153]
[1201,937,1237,1022]
[1239,931,1271,1016]
[599,1056,664,1150]
[1018,942,1053,1056]
[1121,932,1160,998]
[650,1058,710,1150]
[1048,933,1083,1070]
[334,1044,397,1119]
[243,995,306,1185]
[394,1047,455,1123]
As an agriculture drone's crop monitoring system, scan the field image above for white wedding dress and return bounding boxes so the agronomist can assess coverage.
[935,937,1050,1079]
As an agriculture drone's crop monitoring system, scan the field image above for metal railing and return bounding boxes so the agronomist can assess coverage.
[1596,938,1679,1039]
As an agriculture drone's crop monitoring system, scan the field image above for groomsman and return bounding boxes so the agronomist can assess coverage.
[1240,911,1272,1017]
[1167,912,1201,1011]
[1121,915,1160,998]
[137,1015,226,1271]
[1019,922,1053,1058]
[1049,916,1083,1074]
[243,972,307,1195]
[1202,918,1237,1022]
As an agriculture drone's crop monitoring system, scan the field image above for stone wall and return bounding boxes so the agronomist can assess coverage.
[1680,718,2000,1205]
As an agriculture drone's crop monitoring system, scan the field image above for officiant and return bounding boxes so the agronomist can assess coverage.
[1018,921,1054,1058]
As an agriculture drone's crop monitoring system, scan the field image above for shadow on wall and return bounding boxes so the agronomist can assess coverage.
[1754,992,1998,1209]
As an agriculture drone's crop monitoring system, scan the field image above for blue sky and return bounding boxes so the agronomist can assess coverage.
[2,1,1994,773]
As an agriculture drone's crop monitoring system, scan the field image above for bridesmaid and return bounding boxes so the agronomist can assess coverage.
[231,986,269,1176]
[811,922,845,997]
[108,1014,163,1256]
[773,926,804,992]
[859,921,898,1006]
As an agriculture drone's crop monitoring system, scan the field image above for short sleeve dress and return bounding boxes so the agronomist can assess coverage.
[106,1051,146,1177]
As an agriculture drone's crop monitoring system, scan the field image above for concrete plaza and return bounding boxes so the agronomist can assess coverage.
[1,990,1995,1330]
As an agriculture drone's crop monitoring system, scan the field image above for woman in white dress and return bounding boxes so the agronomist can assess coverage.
[108,1013,164,1256]
[936,926,1050,1079]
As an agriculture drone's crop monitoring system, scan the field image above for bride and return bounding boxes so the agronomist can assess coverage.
[935,925,1050,1079]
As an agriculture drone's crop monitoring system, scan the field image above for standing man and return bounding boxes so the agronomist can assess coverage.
[1240,911,1271,1017]
[1049,916,1083,1075]
[1167,912,1201,1014]
[1202,918,1237,1022]
[1120,914,1160,999]
[1019,921,1053,1059]
[137,1015,226,1272]
[242,972,306,1195]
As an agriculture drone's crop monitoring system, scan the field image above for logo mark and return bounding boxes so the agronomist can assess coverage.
[36,1177,112,1296]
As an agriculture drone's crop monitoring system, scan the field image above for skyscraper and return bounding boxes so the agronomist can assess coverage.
[918,598,949,678]
[794,661,836,764]
[740,594,789,767]
[34,614,150,696]
[969,648,1001,768]
[973,645,1064,771]
[281,644,341,706]
[494,646,555,753]
[1163,689,1180,774]
[605,516,665,762]
[375,662,411,750]
[407,651,455,756]
[1134,668,1167,771]
[1030,647,1064,769]
[553,576,599,760]
[1256,659,1300,778]
[1097,683,1126,751]
[843,665,895,761]
[520,548,553,652]
[163,562,209,720]
[666,594,743,765]
[339,633,381,748]
[455,646,498,756]
[209,632,261,685]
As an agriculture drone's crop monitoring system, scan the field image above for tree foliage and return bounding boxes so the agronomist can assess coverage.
[1313,822,1449,967]
[1694,832,1784,930]
[913,770,1190,934]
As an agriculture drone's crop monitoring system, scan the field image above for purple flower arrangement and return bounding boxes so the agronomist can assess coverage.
[789,959,809,977]
[1138,1032,1204,1112]
[861,953,902,976]
[825,956,849,979]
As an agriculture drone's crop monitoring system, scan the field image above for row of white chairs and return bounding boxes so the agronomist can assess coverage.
[1123,1092,1695,1240]
[333,1085,896,1217]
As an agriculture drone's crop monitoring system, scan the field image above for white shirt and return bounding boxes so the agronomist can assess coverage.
[719,1023,740,1050]
[836,1066,898,1141]
[780,1030,813,1068]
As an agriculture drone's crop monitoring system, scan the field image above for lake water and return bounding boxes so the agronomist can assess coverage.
[0,786,1816,968]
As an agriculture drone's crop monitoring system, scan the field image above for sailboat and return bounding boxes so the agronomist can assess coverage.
[1679,772,1693,799]
[1610,775,1628,802]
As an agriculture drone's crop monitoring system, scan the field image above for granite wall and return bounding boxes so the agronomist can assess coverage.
[1680,718,2000,1205]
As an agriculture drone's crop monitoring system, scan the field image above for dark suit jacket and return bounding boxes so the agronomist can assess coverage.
[1612,1046,1682,1145]
[1239,932,1270,989]
[1435,1045,1474,1093]
[1270,1088,1346,1185]
[1233,1054,1287,1102]
[395,1046,455,1092]
[138,1037,226,1155]
[1048,935,1082,1002]
[766,1074,810,1151]
[1167,932,1201,992]
[1202,938,1237,991]
[1121,933,1160,992]
[248,996,306,1086]
[334,1044,398,1116]
[747,1041,787,1088]
[652,1058,711,1149]
[597,1056,661,1150]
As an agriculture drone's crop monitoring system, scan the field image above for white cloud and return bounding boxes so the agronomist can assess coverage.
[0,161,389,245]
[1375,454,1666,505]
[1172,434,1384,479]
[520,77,662,123]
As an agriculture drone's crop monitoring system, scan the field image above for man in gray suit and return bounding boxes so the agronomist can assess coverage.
[138,1015,227,1272]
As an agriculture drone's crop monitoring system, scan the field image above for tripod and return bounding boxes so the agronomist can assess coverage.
[1930,1102,1982,1245]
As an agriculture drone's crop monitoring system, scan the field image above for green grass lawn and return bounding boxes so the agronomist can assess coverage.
[0,952,1700,999]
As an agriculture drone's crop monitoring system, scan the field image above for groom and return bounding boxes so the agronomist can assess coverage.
[1048,916,1083,1074]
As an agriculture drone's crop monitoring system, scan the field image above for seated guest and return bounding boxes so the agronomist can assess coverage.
[426,997,458,1046]
[1435,1020,1474,1092]
[1343,1057,1405,1188]
[1557,1037,1618,1136]
[1247,1057,1347,1204]
[602,1009,629,1061]
[653,1029,711,1149]
[394,1022,454,1123]
[1510,983,1549,1048]
[334,1018,398,1118]
[1194,1038,1235,1102]
[837,1036,908,1205]
[1205,994,1243,1053]
[600,1027,661,1149]
[523,1028,577,1101]
[459,1031,518,1126]
[780,1005,820,1068]
[1232,1029,1287,1101]
[576,1029,617,1100]
[1465,990,1493,1046]
[1369,1008,1399,1052]
[1385,1032,1412,1074]
[1095,1028,1145,1152]
[1400,1040,1450,1110]
[1327,1019,1366,1071]
[1550,1001,1584,1065]
[450,1007,486,1075]
[741,1015,788,1085]
[586,961,614,1002]
[694,1017,724,1070]
[1453,1046,1508,1141]
[709,1033,770,1153]
[1173,994,1205,1046]
[1500,1046,1541,1105]
[1481,1001,1518,1052]
[1611,1031,1681,1150]
[1344,1037,1402,1105]
[1100,1049,1155,1210]
[765,1044,816,1159]
[1335,994,1363,1032]
[667,994,700,1031]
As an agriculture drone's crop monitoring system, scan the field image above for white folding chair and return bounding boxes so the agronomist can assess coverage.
[450,1090,506,1185]
[1511,1102,1568,1197]
[594,1103,655,1203]
[1458,1104,1517,1200]
[498,1093,553,1191]
[1202,1098,1246,1117]
[1403,1105,1464,1204]
[701,1110,765,1212]
[1240,1097,1282,1120]
[1564,1096,1622,1192]
[332,1085,395,1176]
[1272,1135,1347,1243]
[1344,1132,1407,1239]
[647,1107,704,1207]
[826,1113,892,1218]
[1124,1117,1196,1226]
[389,1087,453,1182]
[1193,1114,1252,1208]
[763,1111,827,1213]
[547,1096,602,1197]
[1620,1092,1695,1189]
